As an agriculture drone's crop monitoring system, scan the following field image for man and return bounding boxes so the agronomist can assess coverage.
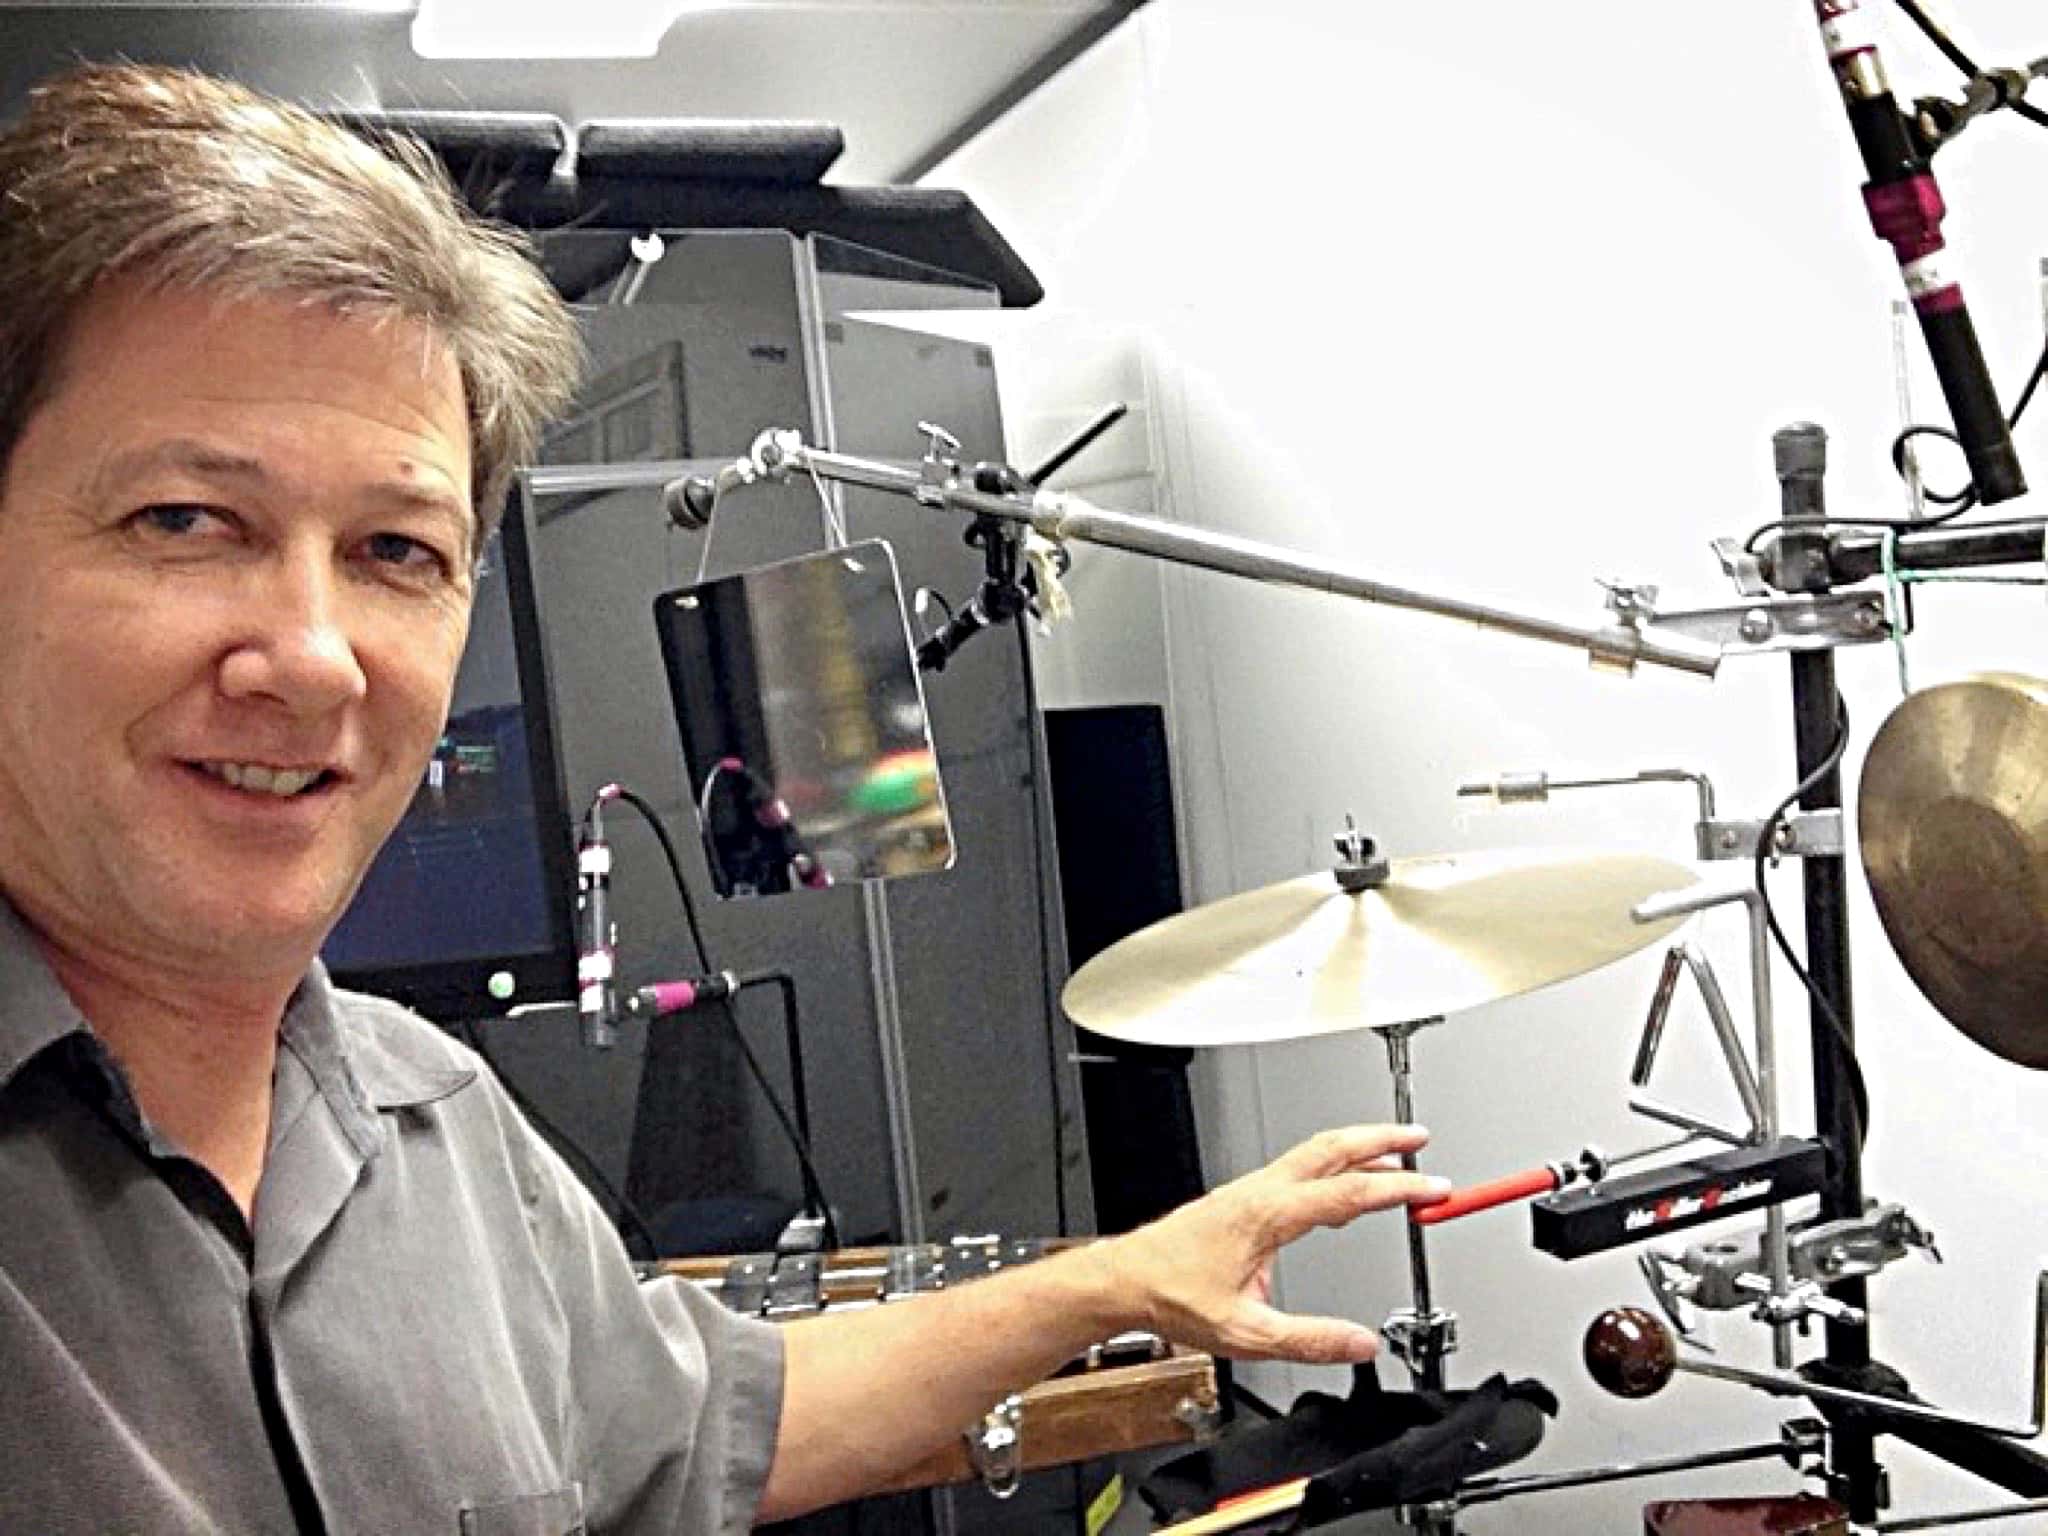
[0,63,1448,1532]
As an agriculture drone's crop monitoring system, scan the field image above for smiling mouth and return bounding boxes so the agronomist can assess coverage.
[187,760,342,798]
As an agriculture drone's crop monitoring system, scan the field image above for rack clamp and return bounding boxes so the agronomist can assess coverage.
[966,1394,1025,1499]
[1699,809,1844,861]
[1383,1307,1460,1376]
[1641,1204,1935,1327]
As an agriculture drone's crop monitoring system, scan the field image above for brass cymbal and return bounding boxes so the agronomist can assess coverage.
[1062,848,1698,1047]
[1858,673,2048,1069]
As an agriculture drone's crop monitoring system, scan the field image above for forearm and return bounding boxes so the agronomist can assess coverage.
[753,1124,1447,1522]
[756,1240,1131,1521]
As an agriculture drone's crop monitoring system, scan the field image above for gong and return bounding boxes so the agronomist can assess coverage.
[1858,672,2048,1068]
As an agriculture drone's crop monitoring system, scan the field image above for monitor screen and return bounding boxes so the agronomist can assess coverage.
[322,500,578,1020]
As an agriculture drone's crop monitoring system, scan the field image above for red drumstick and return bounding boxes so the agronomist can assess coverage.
[1411,1164,1564,1226]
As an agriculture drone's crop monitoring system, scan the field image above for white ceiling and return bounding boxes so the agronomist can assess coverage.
[0,0,1140,184]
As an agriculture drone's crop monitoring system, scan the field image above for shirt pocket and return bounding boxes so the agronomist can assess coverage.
[457,1483,586,1536]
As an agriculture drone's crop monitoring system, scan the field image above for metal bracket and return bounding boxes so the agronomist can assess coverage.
[1383,1308,1460,1375]
[965,1394,1024,1499]
[1711,537,1771,597]
[1174,1394,1223,1441]
[1604,576,1890,656]
[1698,809,1844,861]
[1640,591,1891,656]
[1795,1203,1941,1282]
[1641,1202,1931,1324]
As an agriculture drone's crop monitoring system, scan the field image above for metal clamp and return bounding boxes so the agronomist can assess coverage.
[966,1394,1024,1499]
[1644,1204,1938,1320]
[1797,1204,1941,1282]
[1174,1394,1223,1441]
[1383,1308,1460,1374]
[1640,591,1892,656]
[1699,808,1844,861]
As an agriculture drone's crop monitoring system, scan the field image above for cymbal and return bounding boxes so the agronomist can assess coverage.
[1858,673,2048,1069]
[1062,848,1698,1047]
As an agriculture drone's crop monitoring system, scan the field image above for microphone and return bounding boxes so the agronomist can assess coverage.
[575,788,622,1049]
[1814,0,2025,503]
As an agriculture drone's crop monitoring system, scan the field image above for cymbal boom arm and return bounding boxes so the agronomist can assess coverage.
[677,431,1724,679]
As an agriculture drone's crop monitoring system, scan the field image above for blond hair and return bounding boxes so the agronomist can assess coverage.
[0,62,581,528]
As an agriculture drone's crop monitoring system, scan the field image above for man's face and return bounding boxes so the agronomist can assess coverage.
[0,282,475,980]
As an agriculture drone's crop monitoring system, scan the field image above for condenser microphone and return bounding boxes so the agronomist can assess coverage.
[1815,0,2025,503]
[575,791,622,1049]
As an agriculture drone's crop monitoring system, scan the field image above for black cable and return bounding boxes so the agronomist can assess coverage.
[1892,0,2048,131]
[1742,325,2048,557]
[598,785,840,1249]
[748,972,838,1249]
[1752,691,1870,1152]
[453,1017,664,1262]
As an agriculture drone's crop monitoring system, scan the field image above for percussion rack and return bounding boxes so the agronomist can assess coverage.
[668,413,2048,1526]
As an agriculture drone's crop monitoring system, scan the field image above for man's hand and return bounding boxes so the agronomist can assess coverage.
[761,1124,1448,1519]
[1093,1123,1450,1365]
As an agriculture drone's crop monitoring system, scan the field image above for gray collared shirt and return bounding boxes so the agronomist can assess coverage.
[0,901,784,1535]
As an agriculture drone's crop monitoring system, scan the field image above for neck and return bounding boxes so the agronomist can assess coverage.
[37,932,298,1221]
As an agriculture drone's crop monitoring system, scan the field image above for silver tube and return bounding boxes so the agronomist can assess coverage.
[760,442,1724,679]
[1027,491,1722,677]
[522,459,709,498]
[1383,1027,1435,1320]
[1744,888,1791,1367]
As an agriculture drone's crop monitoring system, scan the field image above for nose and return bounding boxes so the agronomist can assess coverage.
[215,543,369,716]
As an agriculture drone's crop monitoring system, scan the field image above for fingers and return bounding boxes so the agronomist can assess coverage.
[1260,1168,1451,1245]
[1274,1124,1431,1180]
[1224,1302,1381,1365]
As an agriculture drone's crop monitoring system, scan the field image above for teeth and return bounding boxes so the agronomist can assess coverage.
[201,762,324,797]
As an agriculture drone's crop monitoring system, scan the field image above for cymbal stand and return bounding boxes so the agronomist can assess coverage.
[1376,1017,1458,1402]
[1379,1017,1463,1536]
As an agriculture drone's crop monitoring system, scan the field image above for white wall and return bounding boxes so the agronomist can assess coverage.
[936,3,2048,1531]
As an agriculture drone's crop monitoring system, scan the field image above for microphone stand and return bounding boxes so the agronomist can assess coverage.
[632,967,834,1251]
[1767,428,2048,1519]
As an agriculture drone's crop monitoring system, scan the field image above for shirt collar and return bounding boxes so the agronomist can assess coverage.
[281,963,476,1155]
[0,895,473,1139]
[0,897,90,1093]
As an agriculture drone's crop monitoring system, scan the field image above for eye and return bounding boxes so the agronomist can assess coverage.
[130,503,229,538]
[362,531,453,574]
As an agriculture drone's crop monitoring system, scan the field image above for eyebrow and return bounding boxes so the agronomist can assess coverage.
[96,436,474,549]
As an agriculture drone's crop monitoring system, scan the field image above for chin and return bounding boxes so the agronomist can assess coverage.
[152,878,355,974]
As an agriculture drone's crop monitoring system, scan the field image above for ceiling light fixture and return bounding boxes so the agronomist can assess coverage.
[412,0,717,59]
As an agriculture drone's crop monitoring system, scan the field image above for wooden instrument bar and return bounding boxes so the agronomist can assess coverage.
[648,1236,1219,1492]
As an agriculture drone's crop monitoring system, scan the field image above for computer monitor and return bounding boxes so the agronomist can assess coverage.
[322,498,579,1021]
